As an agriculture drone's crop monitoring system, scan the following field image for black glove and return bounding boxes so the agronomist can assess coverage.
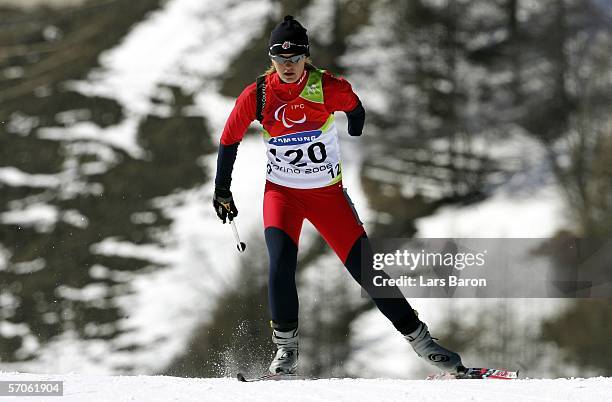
[346,100,365,137]
[213,187,238,223]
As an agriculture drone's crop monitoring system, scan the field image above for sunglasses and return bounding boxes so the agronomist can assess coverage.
[269,53,306,64]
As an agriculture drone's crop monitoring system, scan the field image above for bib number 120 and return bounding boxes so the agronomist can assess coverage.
[270,142,327,167]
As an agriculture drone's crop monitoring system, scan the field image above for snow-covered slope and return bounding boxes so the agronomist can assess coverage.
[3,0,274,375]
[2,0,599,382]
[1,372,611,402]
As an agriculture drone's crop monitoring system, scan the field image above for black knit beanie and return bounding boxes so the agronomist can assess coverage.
[268,15,309,56]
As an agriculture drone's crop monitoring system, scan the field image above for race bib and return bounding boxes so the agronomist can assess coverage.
[264,118,342,189]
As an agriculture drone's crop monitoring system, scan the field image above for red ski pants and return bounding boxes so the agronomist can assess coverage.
[263,180,420,333]
[263,180,365,263]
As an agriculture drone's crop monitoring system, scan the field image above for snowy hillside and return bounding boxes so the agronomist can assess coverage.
[1,372,611,402]
[2,0,612,384]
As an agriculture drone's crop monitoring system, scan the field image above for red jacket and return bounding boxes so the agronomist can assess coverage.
[220,69,360,145]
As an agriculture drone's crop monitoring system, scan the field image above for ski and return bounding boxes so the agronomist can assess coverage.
[426,367,519,380]
[236,372,311,382]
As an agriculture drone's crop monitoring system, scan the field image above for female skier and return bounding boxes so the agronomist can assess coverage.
[213,15,463,375]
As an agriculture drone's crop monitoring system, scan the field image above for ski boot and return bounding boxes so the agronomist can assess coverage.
[405,321,463,372]
[269,323,299,374]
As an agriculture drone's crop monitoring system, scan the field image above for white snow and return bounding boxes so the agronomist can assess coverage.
[416,184,565,238]
[299,0,335,46]
[346,309,416,379]
[0,167,61,188]
[89,238,174,265]
[0,373,611,402]
[38,119,145,159]
[0,203,59,232]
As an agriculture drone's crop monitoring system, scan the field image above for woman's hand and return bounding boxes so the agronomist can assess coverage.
[213,187,238,223]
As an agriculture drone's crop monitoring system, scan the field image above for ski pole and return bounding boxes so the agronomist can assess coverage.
[229,218,247,252]
[221,202,246,252]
